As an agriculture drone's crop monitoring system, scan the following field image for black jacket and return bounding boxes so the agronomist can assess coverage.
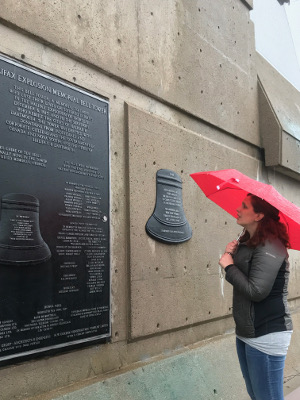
[225,238,293,338]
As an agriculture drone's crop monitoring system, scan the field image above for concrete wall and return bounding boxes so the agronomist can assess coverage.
[0,1,300,399]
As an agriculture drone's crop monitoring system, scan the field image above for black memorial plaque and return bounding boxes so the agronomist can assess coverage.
[146,169,192,243]
[0,54,110,363]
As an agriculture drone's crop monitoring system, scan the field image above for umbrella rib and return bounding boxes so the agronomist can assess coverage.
[207,186,243,197]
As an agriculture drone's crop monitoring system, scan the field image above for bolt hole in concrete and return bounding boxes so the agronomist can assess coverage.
[21,54,25,59]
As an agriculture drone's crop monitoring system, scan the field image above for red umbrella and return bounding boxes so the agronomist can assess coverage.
[190,169,300,251]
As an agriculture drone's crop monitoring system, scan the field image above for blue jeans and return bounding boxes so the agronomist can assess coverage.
[236,337,286,400]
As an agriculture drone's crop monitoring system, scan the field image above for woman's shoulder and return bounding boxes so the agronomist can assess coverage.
[256,237,288,258]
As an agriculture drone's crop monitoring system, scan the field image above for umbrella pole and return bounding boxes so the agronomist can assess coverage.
[237,228,245,243]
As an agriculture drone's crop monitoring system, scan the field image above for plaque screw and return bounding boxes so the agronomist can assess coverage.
[102,215,108,222]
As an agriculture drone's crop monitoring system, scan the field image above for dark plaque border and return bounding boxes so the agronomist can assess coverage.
[0,54,110,364]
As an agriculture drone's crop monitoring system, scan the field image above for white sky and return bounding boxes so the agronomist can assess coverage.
[251,0,300,91]
[285,0,300,67]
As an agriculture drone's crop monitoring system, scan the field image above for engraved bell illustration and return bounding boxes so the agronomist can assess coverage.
[146,169,192,244]
[0,193,51,265]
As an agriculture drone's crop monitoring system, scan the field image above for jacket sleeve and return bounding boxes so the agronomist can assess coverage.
[225,241,287,302]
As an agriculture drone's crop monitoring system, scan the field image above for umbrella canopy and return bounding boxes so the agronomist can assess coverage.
[190,169,300,251]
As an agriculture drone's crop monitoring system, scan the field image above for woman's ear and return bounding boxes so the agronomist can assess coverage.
[255,213,264,222]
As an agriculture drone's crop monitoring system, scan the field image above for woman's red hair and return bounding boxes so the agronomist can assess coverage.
[240,194,290,248]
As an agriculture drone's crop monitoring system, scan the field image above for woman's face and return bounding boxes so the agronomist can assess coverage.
[236,196,263,230]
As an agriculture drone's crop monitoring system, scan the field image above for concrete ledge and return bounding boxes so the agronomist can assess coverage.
[23,306,300,400]
[46,334,249,400]
[29,309,300,400]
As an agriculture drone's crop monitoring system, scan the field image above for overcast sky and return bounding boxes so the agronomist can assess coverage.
[285,0,300,67]
[251,0,300,91]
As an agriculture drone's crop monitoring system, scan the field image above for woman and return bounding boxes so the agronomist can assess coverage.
[219,193,293,400]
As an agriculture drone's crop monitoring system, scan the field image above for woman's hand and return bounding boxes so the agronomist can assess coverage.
[219,240,238,269]
[219,252,234,269]
[225,240,238,255]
